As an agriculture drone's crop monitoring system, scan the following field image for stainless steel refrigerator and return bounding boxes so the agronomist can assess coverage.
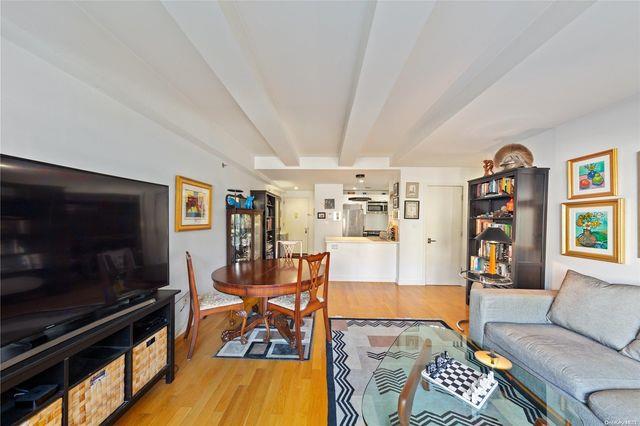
[342,204,365,237]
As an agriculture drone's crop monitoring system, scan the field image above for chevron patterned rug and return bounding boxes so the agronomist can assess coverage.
[326,318,543,426]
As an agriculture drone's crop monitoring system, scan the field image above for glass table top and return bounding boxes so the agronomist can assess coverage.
[361,323,583,426]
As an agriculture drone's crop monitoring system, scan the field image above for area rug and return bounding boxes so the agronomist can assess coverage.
[326,318,543,426]
[214,314,314,360]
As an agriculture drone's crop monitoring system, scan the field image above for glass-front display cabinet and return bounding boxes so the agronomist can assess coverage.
[226,208,262,264]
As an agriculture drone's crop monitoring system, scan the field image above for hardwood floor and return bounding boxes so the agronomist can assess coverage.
[117,282,468,426]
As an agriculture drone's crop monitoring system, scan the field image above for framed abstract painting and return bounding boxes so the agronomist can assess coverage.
[567,148,617,199]
[561,199,624,263]
[175,176,212,231]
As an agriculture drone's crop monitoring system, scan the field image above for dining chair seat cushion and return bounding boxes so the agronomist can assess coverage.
[199,291,242,310]
[268,292,324,311]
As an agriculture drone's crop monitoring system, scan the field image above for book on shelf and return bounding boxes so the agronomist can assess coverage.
[477,241,512,262]
[475,177,515,198]
[469,255,511,278]
[475,221,512,239]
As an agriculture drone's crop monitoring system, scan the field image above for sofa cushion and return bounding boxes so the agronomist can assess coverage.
[588,390,640,424]
[620,333,640,362]
[485,323,640,402]
[547,270,640,350]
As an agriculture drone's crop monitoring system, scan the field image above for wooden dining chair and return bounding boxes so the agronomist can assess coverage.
[278,240,302,260]
[184,252,248,360]
[267,252,330,360]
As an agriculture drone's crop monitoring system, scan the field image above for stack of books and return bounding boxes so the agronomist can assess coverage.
[475,221,512,239]
[475,177,515,198]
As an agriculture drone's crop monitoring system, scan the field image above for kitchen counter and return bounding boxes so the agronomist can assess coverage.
[325,236,398,244]
[325,236,398,282]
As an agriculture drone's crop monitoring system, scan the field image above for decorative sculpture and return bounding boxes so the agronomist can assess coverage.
[482,160,495,176]
[493,144,534,170]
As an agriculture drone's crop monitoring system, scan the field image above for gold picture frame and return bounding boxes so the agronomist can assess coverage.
[567,148,618,199]
[561,199,624,263]
[175,176,212,232]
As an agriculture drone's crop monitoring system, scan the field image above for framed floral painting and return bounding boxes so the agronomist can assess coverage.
[567,148,617,199]
[175,176,212,231]
[561,199,624,263]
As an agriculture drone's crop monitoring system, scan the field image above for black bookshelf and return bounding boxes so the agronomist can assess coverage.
[465,167,549,303]
[250,190,281,260]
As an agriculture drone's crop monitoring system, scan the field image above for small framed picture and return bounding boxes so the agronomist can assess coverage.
[317,212,326,219]
[567,148,617,199]
[406,182,419,198]
[324,198,335,209]
[404,200,420,219]
[561,199,624,263]
[393,182,399,195]
[175,176,212,232]
[392,196,399,210]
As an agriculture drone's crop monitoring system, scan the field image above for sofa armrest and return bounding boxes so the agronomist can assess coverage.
[469,284,557,347]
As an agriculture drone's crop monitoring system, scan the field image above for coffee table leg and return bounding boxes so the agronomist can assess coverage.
[398,339,432,426]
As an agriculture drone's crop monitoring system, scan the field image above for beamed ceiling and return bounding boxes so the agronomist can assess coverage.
[2,1,638,184]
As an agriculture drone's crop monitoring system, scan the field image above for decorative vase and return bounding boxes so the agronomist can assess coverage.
[577,229,597,247]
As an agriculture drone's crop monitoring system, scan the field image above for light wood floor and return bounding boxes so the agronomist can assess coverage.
[117,282,468,426]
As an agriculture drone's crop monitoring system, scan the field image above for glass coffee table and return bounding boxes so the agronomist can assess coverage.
[362,323,583,425]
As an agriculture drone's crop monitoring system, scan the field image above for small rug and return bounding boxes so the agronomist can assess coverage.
[326,318,543,426]
[214,314,314,360]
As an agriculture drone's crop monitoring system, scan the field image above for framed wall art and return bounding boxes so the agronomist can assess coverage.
[404,200,420,220]
[392,196,399,209]
[324,198,335,209]
[317,212,326,219]
[175,176,212,231]
[561,199,624,263]
[406,182,419,199]
[567,148,617,199]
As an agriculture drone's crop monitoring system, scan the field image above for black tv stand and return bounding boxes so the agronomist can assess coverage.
[1,289,179,425]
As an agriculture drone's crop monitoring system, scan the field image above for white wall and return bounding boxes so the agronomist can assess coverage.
[521,95,639,288]
[397,167,480,285]
[313,184,343,252]
[1,40,267,333]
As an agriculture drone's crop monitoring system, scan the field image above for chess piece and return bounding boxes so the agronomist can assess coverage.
[488,371,495,383]
[426,362,438,379]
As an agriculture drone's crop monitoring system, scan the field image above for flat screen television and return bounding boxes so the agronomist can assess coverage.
[1,155,169,348]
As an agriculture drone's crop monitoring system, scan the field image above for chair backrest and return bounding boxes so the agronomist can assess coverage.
[279,240,302,260]
[185,251,200,312]
[296,251,330,305]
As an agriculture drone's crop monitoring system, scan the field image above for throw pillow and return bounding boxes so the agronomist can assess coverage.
[547,270,640,350]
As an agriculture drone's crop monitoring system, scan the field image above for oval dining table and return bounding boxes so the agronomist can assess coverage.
[211,258,323,346]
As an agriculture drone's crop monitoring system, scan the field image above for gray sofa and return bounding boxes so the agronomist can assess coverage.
[469,270,640,425]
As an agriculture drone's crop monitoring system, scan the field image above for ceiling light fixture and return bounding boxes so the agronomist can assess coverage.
[294,186,299,190]
[356,173,365,183]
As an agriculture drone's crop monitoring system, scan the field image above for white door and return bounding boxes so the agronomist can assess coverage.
[282,198,310,254]
[425,186,464,285]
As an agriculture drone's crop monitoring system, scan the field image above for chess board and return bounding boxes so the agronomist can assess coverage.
[421,359,498,409]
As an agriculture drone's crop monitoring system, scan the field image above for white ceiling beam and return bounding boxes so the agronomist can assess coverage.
[162,1,300,166]
[391,0,594,165]
[338,1,436,167]
[255,156,392,170]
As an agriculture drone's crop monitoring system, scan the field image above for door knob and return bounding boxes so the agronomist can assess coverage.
[427,238,437,244]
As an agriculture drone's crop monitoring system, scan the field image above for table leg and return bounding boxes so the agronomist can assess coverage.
[273,314,296,348]
[221,313,263,342]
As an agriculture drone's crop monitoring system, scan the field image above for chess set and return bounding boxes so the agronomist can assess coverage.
[420,351,498,409]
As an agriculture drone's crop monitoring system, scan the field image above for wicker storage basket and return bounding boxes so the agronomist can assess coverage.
[132,327,167,395]
[19,397,62,426]
[68,355,124,426]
